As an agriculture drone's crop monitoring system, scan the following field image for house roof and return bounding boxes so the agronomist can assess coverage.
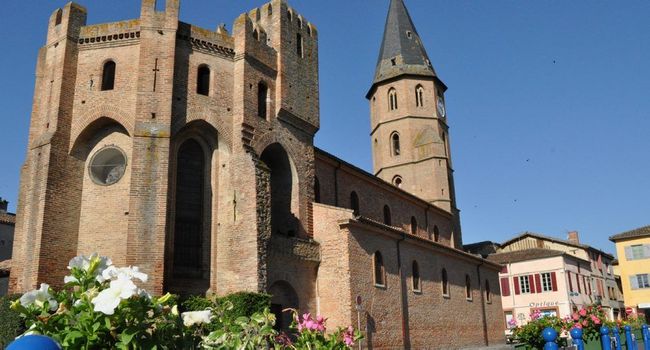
[487,248,588,265]
[501,231,615,260]
[609,225,650,242]
[0,212,16,226]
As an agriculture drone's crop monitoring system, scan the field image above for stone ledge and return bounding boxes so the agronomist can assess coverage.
[269,235,320,262]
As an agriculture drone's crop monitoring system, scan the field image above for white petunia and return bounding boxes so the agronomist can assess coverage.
[181,310,212,327]
[91,275,138,315]
[99,266,148,283]
[20,283,58,311]
[67,253,113,282]
[63,275,79,284]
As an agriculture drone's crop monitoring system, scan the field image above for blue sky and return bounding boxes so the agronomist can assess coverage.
[1,1,648,254]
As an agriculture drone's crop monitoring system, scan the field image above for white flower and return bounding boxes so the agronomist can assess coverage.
[181,310,212,327]
[100,266,148,283]
[67,253,113,283]
[91,275,138,315]
[20,283,58,311]
[64,275,79,284]
[171,305,179,316]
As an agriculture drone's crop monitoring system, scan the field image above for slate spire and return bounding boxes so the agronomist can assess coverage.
[373,0,436,84]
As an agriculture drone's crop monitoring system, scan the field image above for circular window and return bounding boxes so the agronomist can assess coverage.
[89,146,127,185]
[393,176,403,188]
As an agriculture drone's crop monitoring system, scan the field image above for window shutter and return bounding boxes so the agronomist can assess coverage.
[528,275,535,293]
[630,276,639,290]
[551,272,558,291]
[568,271,573,292]
[501,277,510,296]
[577,275,582,293]
[513,277,520,295]
[644,245,650,259]
[535,274,542,293]
[625,246,634,260]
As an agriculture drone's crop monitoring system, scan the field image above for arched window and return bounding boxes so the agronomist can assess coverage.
[101,60,116,91]
[296,33,303,57]
[287,10,293,22]
[412,261,421,292]
[173,139,206,278]
[253,29,259,41]
[391,132,400,156]
[267,4,273,16]
[410,216,417,235]
[196,65,210,96]
[307,25,312,37]
[55,9,63,26]
[373,251,385,287]
[485,280,491,303]
[314,177,321,203]
[415,85,424,107]
[465,274,472,300]
[383,205,391,226]
[388,88,398,111]
[350,191,360,216]
[433,225,440,242]
[297,17,303,28]
[441,268,449,296]
[258,82,268,119]
[392,175,403,188]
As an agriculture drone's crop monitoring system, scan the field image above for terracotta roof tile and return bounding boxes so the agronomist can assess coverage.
[609,225,650,242]
[486,248,587,264]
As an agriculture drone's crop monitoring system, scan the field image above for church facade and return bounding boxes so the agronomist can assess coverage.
[11,0,505,348]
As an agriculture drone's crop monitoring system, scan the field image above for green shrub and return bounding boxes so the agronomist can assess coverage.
[0,294,25,348]
[218,292,271,321]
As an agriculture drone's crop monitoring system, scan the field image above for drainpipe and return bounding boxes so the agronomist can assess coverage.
[477,261,489,346]
[396,233,410,349]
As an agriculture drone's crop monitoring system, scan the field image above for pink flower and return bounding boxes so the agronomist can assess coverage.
[591,315,601,325]
[579,308,587,317]
[343,326,355,346]
[296,313,327,332]
[574,323,583,329]
[582,320,589,327]
[573,313,580,321]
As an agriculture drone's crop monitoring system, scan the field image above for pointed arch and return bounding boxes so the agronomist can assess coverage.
[388,88,398,111]
[415,84,425,107]
[261,143,299,237]
[390,132,401,156]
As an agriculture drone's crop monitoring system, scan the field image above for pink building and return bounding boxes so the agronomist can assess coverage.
[488,248,593,328]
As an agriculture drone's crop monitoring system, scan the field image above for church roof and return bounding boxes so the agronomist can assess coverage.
[610,225,650,242]
[372,0,436,85]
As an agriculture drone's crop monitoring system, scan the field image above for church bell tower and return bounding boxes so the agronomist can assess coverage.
[367,0,458,216]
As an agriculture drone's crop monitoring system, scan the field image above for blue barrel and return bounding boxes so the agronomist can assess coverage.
[6,335,62,350]
[542,327,559,350]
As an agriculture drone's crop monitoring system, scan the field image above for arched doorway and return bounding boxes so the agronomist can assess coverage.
[260,143,299,237]
[269,280,299,331]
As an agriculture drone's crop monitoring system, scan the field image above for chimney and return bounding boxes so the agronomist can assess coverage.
[568,231,580,244]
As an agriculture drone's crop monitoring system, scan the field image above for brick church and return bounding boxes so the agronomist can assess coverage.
[11,0,505,348]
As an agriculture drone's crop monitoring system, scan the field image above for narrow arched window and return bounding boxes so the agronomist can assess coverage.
[196,65,210,96]
[296,33,303,57]
[350,191,360,216]
[383,205,391,226]
[253,29,259,41]
[287,10,293,22]
[388,88,398,111]
[415,85,424,107]
[258,82,268,119]
[410,216,417,235]
[391,132,400,156]
[442,268,449,296]
[465,274,472,300]
[374,251,385,287]
[314,177,321,203]
[267,4,273,16]
[412,261,421,292]
[485,280,491,303]
[433,225,440,242]
[297,17,303,28]
[55,9,63,26]
[101,60,116,91]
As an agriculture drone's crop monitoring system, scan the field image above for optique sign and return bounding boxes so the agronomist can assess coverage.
[529,301,559,308]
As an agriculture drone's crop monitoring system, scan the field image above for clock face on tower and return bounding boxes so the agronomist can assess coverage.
[437,97,446,118]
